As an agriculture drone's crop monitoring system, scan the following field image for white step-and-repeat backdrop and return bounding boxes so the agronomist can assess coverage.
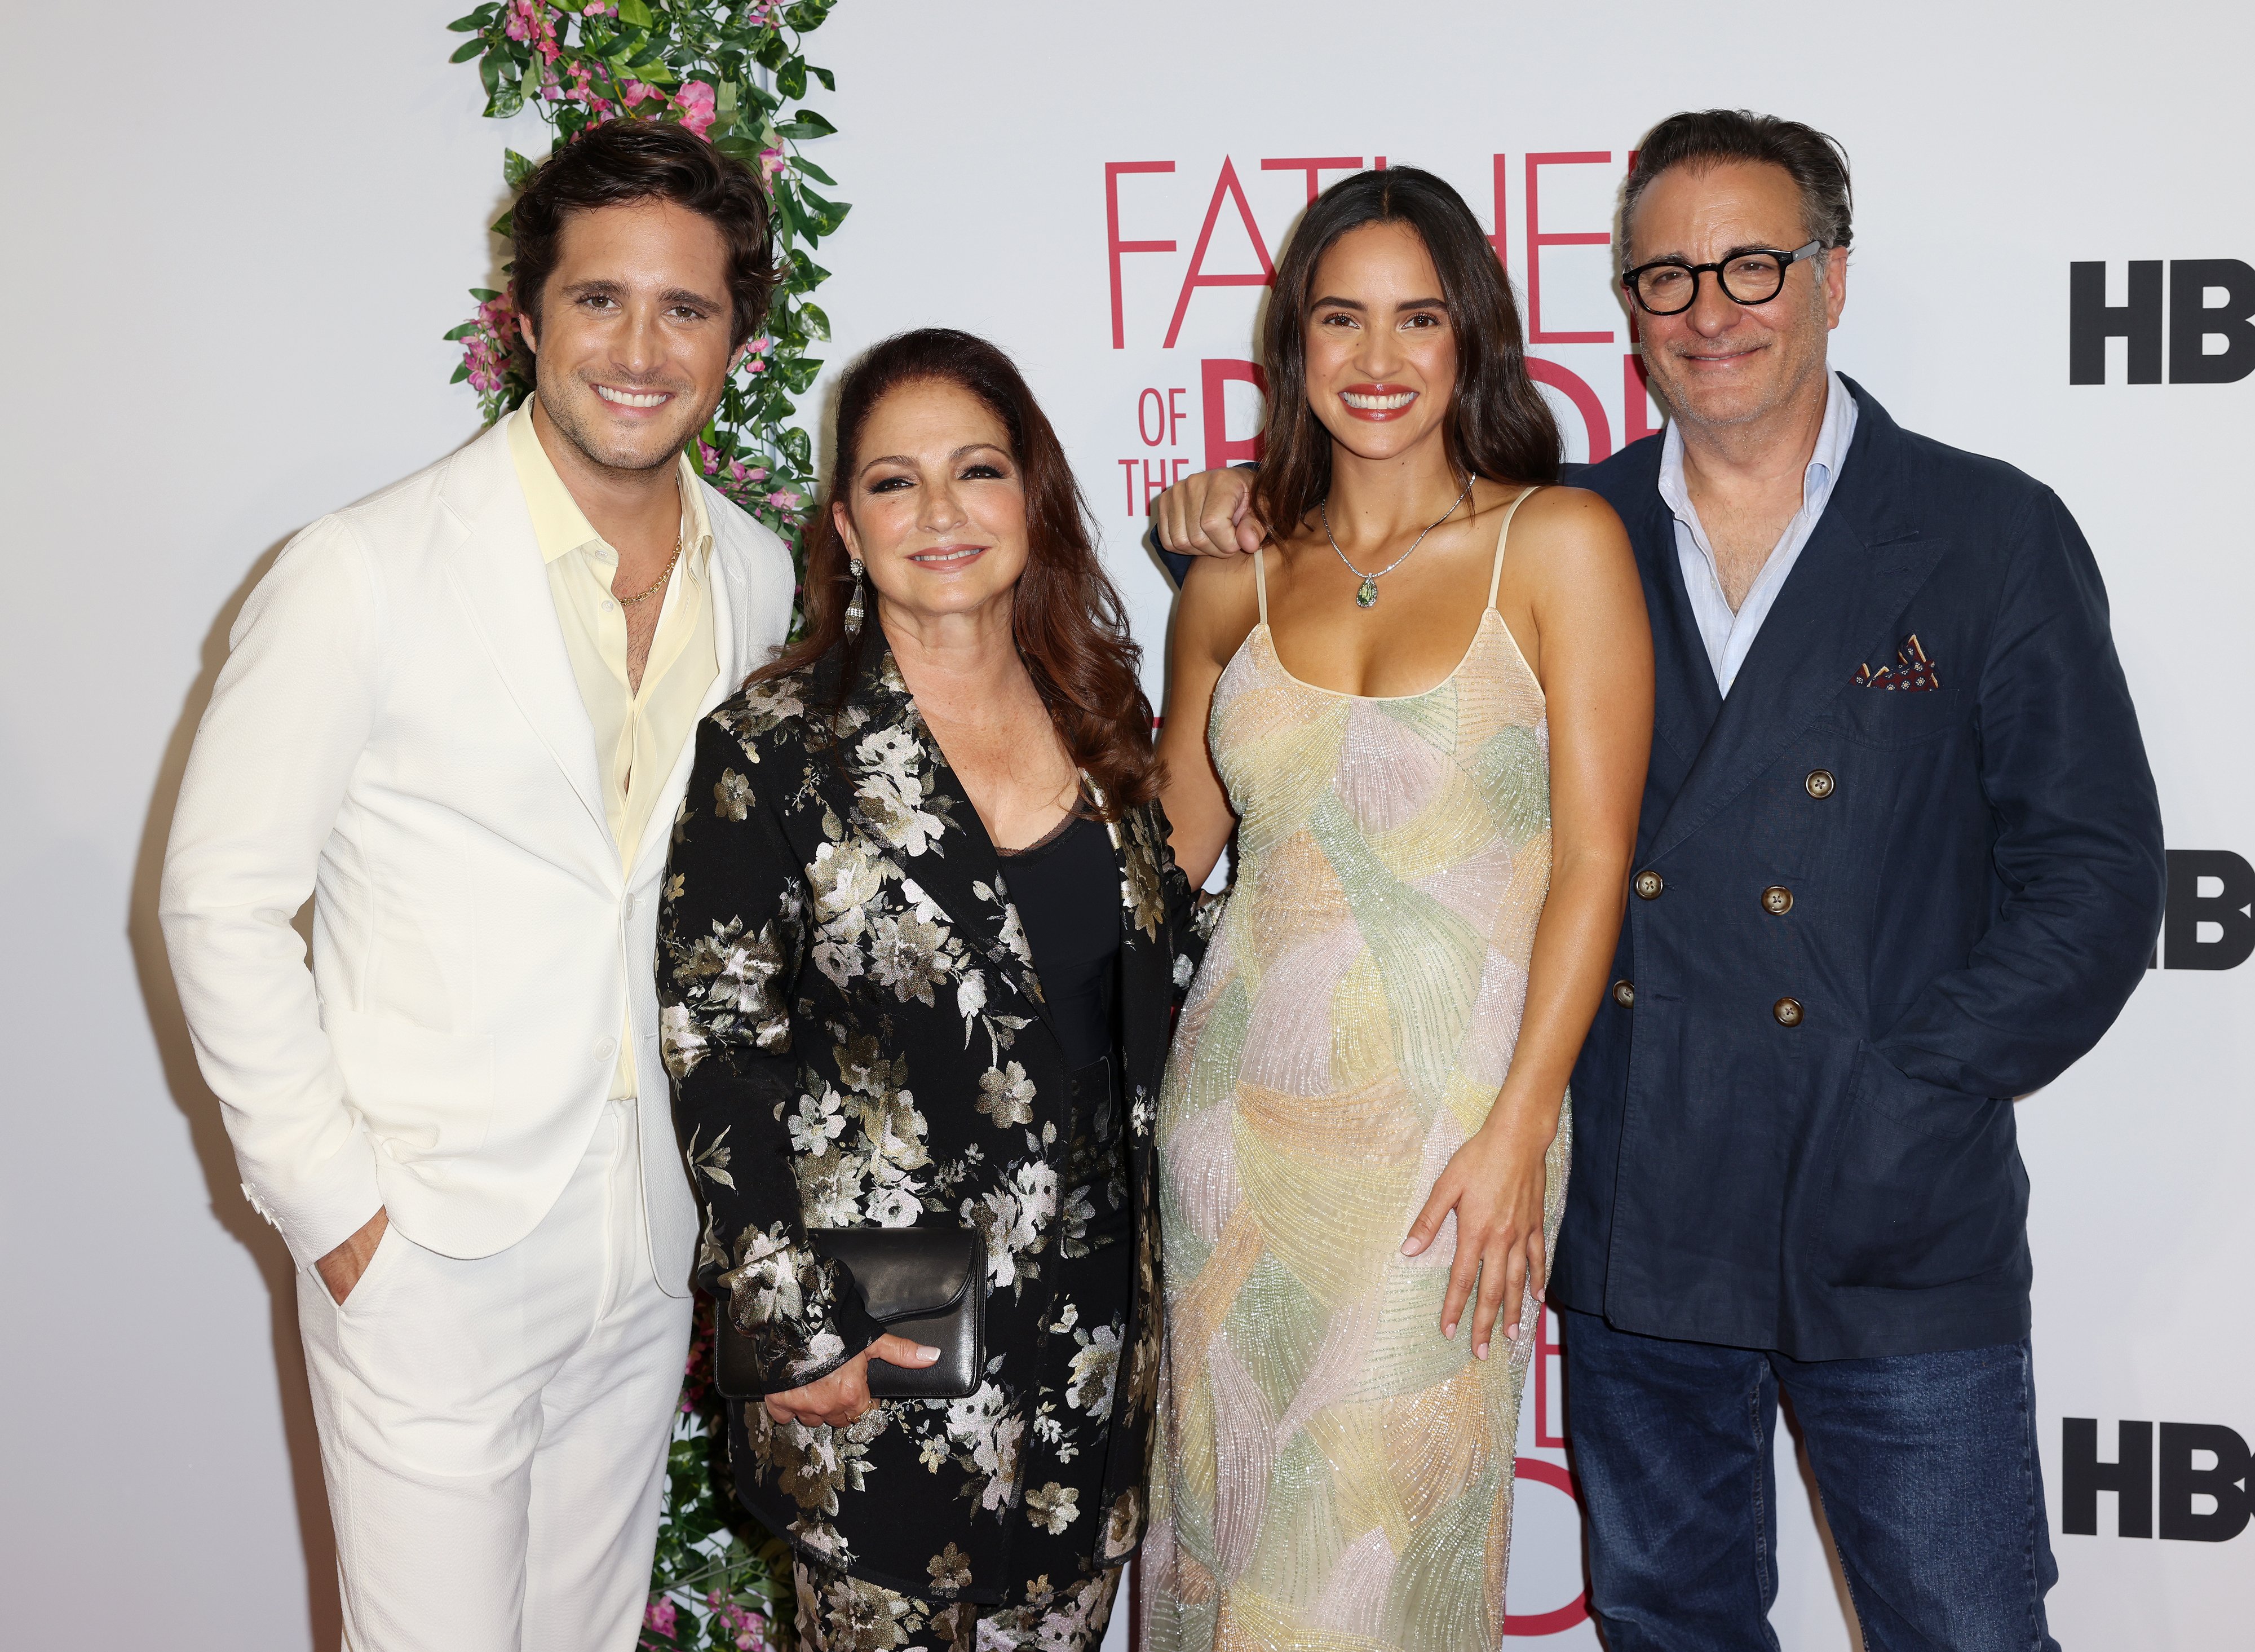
[5,2,2246,1647]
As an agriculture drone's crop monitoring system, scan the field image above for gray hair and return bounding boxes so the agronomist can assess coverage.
[1620,109,1853,268]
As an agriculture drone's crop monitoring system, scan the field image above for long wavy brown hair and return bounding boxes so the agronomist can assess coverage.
[754,328,1159,813]
[1252,167,1560,539]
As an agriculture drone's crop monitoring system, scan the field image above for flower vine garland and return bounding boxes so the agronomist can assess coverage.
[444,6,850,1646]
[445,0,848,555]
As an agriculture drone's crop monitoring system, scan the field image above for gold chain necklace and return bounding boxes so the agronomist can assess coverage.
[617,532,684,607]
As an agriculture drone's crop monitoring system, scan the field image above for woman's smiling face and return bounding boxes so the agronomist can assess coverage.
[1303,220,1460,462]
[834,377,1031,626]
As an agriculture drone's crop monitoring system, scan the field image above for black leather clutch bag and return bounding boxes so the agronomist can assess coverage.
[714,1226,986,1403]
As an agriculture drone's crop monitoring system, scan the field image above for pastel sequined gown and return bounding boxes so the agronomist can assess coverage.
[1143,488,1570,1652]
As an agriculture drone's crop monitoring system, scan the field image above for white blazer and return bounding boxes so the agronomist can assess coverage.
[160,417,794,1292]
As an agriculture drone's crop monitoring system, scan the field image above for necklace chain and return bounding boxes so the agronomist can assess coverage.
[617,531,684,607]
[1320,472,1474,608]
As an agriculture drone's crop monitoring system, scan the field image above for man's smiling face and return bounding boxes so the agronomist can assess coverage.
[520,197,737,474]
[1626,158,1846,434]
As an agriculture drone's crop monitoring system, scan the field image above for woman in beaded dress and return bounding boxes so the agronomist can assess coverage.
[1143,169,1654,1651]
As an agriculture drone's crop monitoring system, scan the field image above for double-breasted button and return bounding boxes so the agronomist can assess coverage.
[1804,769,1836,800]
[594,1036,619,1064]
[1612,979,1637,1007]
[1772,997,1805,1027]
[1633,869,1664,900]
[1761,885,1794,916]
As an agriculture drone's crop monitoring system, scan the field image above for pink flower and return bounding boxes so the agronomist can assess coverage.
[675,82,718,139]
[476,295,520,342]
[758,147,786,182]
[622,80,660,109]
[644,1597,678,1636]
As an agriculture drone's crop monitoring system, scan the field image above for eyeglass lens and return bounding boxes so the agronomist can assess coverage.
[1634,253,1790,315]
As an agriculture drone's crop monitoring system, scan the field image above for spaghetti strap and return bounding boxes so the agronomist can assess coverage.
[1487,485,1544,610]
[1252,545,1269,626]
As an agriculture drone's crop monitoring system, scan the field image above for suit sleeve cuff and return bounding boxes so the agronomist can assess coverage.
[251,1123,384,1271]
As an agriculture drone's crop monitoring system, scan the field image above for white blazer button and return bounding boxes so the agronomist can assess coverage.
[595,1037,619,1063]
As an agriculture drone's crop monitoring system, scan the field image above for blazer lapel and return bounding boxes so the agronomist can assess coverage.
[1112,805,1173,1097]
[1631,487,1725,770]
[833,644,1058,1041]
[439,423,611,850]
[1647,390,1944,862]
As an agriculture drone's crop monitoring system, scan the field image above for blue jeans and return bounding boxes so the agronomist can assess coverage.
[1562,1311,2059,1651]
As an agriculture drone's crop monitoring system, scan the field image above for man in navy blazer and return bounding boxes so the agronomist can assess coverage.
[1153,110,2163,1652]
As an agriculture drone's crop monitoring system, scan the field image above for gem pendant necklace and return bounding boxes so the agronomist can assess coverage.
[1320,471,1474,608]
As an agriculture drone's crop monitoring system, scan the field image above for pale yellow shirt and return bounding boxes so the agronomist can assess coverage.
[508,399,720,1097]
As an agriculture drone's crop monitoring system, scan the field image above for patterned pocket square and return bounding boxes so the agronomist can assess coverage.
[1854,633,1941,691]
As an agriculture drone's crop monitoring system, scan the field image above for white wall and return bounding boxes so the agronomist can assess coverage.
[4,2,2247,1646]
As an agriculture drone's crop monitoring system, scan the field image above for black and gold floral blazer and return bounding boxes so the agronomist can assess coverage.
[657,639,1205,1608]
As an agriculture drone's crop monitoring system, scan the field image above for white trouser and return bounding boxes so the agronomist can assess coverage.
[296,1096,694,1651]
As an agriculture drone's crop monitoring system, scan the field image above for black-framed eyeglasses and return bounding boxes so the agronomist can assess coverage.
[1621,240,1824,316]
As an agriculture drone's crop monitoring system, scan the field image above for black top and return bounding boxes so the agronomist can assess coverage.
[997,812,1121,1070]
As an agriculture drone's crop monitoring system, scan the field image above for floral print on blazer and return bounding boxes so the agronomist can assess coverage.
[657,640,1206,1608]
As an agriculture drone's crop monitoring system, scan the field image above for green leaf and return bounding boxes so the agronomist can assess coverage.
[477,47,501,95]
[617,0,653,24]
[490,208,515,238]
[791,156,835,186]
[443,322,480,341]
[469,286,501,300]
[775,108,835,139]
[445,6,494,30]
[798,302,831,341]
[811,64,835,91]
[450,363,471,383]
[797,184,847,234]
[776,57,807,100]
[501,148,540,189]
[449,37,485,62]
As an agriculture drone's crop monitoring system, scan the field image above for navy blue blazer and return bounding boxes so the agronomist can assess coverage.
[1555,378,2164,1359]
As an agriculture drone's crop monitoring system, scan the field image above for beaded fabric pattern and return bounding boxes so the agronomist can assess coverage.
[1142,488,1571,1651]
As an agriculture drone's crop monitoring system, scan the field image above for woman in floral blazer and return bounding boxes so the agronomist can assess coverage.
[658,330,1205,1652]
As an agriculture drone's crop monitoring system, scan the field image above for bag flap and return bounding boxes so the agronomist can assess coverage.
[812,1227,978,1323]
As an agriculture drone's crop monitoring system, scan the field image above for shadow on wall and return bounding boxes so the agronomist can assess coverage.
[125,531,342,1652]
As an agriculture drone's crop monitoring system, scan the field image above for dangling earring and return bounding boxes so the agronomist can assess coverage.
[843,556,866,638]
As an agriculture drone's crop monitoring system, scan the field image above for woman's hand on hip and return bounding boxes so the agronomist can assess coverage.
[763,1332,940,1428]
[1401,1112,1557,1361]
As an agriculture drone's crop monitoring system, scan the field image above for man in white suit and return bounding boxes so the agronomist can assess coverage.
[161,120,794,1649]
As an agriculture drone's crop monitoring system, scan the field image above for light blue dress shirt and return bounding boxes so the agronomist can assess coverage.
[1657,370,1858,695]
